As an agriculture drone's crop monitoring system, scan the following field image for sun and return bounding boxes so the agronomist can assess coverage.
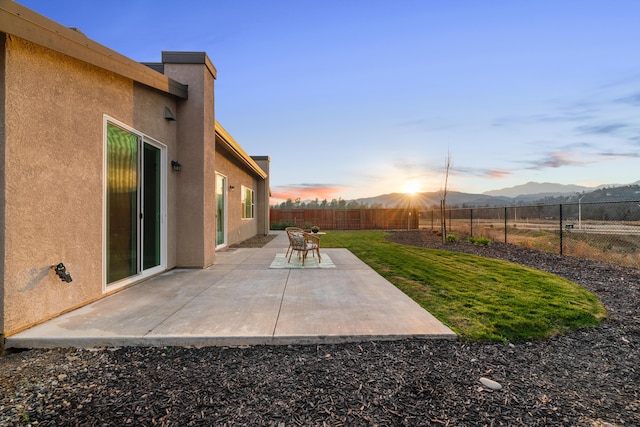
[402,180,421,194]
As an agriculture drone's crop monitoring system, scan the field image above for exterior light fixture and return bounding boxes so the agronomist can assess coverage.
[164,106,176,121]
[52,263,72,283]
[171,160,182,172]
[229,185,235,191]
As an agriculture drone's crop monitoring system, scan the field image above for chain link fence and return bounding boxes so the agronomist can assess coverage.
[420,200,640,269]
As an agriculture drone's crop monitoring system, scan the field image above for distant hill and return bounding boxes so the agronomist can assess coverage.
[563,184,640,203]
[483,182,593,198]
[353,190,512,208]
[351,181,640,208]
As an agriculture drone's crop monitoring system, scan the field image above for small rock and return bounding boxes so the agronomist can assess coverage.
[57,374,67,381]
[480,377,502,390]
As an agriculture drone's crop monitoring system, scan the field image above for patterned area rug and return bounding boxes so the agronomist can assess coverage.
[269,253,336,269]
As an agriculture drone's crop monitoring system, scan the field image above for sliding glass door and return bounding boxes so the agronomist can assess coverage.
[216,173,227,248]
[143,144,161,270]
[106,121,165,285]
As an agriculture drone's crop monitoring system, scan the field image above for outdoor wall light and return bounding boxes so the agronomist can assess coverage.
[229,185,235,191]
[52,263,73,283]
[164,105,176,121]
[171,160,182,172]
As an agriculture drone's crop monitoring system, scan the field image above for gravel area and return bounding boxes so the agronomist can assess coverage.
[1,230,638,426]
[230,234,278,248]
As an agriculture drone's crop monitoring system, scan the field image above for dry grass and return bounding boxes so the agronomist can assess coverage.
[436,223,640,269]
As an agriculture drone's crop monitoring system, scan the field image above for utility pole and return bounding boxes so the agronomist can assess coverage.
[579,195,585,229]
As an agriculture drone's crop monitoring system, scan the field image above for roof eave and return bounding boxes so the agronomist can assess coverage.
[0,0,188,99]
[215,121,267,180]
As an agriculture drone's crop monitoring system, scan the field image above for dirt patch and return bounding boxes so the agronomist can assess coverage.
[229,233,278,248]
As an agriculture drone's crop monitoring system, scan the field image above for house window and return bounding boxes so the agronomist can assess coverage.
[242,186,254,219]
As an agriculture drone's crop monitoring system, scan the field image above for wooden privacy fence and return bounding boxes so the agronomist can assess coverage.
[270,208,419,230]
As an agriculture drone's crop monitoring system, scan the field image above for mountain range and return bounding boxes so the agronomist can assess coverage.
[353,181,640,208]
[483,182,595,198]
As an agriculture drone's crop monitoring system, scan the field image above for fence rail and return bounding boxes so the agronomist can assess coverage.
[271,200,640,269]
[421,200,640,269]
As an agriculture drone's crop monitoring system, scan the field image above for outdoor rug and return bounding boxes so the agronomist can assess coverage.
[269,253,336,269]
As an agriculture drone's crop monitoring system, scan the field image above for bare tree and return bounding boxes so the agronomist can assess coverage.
[440,149,452,243]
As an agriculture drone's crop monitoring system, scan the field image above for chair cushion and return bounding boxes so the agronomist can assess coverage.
[291,233,305,247]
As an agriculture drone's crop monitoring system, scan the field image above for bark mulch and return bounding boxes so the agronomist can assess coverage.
[1,230,638,426]
[230,234,278,248]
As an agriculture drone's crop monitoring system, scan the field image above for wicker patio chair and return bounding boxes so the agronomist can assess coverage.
[285,227,304,257]
[286,230,321,266]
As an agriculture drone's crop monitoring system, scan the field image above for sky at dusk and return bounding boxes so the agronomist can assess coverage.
[19,0,640,203]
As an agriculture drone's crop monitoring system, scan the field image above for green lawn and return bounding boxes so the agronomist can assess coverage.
[321,231,606,342]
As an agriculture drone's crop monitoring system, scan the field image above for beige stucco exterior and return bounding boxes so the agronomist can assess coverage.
[214,126,270,245]
[0,1,270,344]
[163,55,218,268]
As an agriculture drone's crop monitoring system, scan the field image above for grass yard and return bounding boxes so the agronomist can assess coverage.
[321,231,606,342]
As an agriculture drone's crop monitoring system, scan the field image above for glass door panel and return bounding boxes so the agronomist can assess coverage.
[216,175,226,247]
[106,124,139,283]
[143,143,161,270]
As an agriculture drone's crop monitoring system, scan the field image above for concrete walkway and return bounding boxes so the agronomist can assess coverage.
[6,232,455,349]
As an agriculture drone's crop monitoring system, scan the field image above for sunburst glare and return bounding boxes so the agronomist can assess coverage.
[402,180,421,194]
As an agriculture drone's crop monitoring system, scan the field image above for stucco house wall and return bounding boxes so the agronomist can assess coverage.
[162,55,218,268]
[0,1,270,343]
[252,156,271,237]
[214,124,270,246]
[0,34,182,335]
[215,147,259,245]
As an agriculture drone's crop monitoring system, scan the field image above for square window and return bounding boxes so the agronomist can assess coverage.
[241,186,254,219]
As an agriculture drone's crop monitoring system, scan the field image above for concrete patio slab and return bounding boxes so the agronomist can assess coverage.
[5,232,456,348]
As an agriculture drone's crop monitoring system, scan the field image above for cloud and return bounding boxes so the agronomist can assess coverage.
[532,112,597,124]
[615,92,640,106]
[521,148,639,172]
[454,166,511,178]
[391,158,433,172]
[485,169,511,178]
[524,151,589,170]
[564,141,596,149]
[597,151,640,159]
[576,123,629,136]
[271,183,348,202]
[598,72,640,89]
[492,107,597,128]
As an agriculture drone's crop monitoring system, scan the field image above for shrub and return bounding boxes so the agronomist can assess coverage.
[469,237,492,246]
[270,221,297,230]
[446,233,460,242]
